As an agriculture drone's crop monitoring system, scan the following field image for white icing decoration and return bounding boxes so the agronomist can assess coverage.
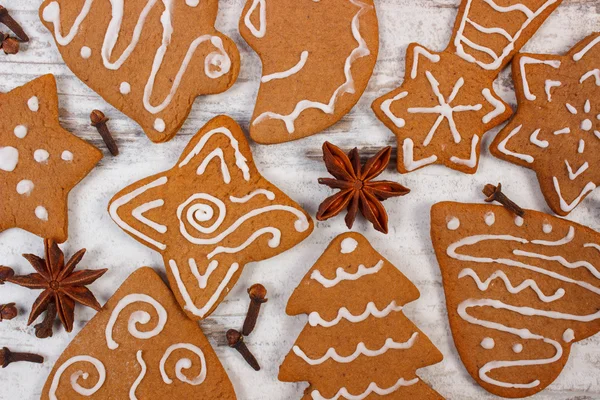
[402,138,437,171]
[581,119,593,131]
[566,103,578,115]
[542,223,553,234]
[49,355,106,400]
[310,377,419,400]
[411,46,440,79]
[35,206,49,221]
[580,69,600,85]
[340,237,358,254]
[529,129,548,148]
[578,139,585,154]
[573,36,600,61]
[28,96,39,112]
[129,350,146,400]
[61,151,74,161]
[515,216,524,226]
[553,177,596,213]
[380,91,408,128]
[252,0,371,134]
[513,343,523,353]
[14,125,28,139]
[484,211,495,226]
[229,190,275,204]
[563,328,575,343]
[16,180,34,196]
[80,46,92,59]
[481,337,495,349]
[244,0,266,38]
[407,73,482,146]
[120,82,131,95]
[105,293,168,350]
[308,301,403,328]
[447,217,460,230]
[0,147,19,171]
[132,200,167,234]
[311,260,383,288]
[262,51,309,83]
[566,160,589,180]
[196,149,230,183]
[544,80,561,101]
[188,259,218,289]
[34,149,50,163]
[160,343,207,385]
[293,333,418,365]
[553,127,571,135]
[519,57,561,101]
[207,227,281,259]
[154,118,166,133]
[185,0,199,6]
[498,125,534,163]
[481,88,506,123]
[109,176,169,251]
[450,135,479,168]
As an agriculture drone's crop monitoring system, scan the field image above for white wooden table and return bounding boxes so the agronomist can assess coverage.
[1,0,599,399]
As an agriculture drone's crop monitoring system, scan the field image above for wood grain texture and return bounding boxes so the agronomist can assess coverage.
[0,0,599,399]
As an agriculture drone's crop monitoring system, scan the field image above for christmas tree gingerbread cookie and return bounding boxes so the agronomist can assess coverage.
[431,202,600,398]
[39,0,240,143]
[491,33,600,216]
[280,233,443,399]
[0,74,102,243]
[372,0,562,174]
[109,115,314,320]
[240,0,379,144]
[41,267,237,399]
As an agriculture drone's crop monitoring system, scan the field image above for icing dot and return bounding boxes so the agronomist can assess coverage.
[34,149,50,163]
[119,82,131,95]
[514,216,524,226]
[0,146,19,172]
[484,211,495,226]
[61,151,74,161]
[186,0,200,5]
[80,46,92,59]
[35,206,49,221]
[447,217,460,230]
[543,223,553,234]
[480,337,495,350]
[16,180,34,196]
[28,96,39,112]
[563,328,575,343]
[581,119,592,131]
[512,343,523,353]
[154,118,165,132]
[14,125,28,138]
[340,238,358,254]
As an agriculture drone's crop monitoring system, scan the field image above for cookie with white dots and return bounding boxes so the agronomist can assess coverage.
[0,74,102,242]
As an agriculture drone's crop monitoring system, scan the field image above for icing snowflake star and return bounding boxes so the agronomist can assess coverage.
[0,75,102,241]
[491,33,600,216]
[373,44,512,174]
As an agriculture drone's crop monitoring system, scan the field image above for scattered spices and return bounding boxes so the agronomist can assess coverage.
[483,183,525,217]
[242,284,268,336]
[34,302,57,339]
[0,33,19,55]
[90,110,119,156]
[0,6,29,42]
[0,303,17,321]
[226,329,260,371]
[317,142,410,234]
[0,347,43,368]
[1,239,107,335]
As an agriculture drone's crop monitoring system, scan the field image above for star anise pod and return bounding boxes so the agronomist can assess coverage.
[317,142,410,234]
[0,239,107,334]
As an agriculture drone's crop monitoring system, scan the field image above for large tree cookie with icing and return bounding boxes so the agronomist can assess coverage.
[280,232,443,399]
[431,202,600,398]
[109,115,314,320]
[41,267,236,399]
[490,33,600,216]
[240,0,379,144]
[372,0,563,174]
[39,0,240,143]
[0,74,102,243]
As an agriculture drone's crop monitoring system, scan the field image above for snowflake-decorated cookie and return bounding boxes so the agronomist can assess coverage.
[0,75,102,242]
[240,0,378,144]
[372,0,562,174]
[491,33,600,216]
[109,116,313,320]
[39,0,240,143]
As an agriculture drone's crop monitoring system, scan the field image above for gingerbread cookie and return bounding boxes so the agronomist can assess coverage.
[372,0,563,174]
[39,0,240,143]
[240,0,378,144]
[0,74,102,243]
[490,33,600,216]
[431,202,600,398]
[109,115,314,320]
[280,233,443,399]
[41,267,236,399]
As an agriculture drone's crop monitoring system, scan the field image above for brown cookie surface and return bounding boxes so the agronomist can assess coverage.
[41,267,236,399]
[39,0,240,143]
[0,74,102,243]
[240,0,379,144]
[372,0,562,174]
[431,202,600,398]
[109,115,314,320]
[280,232,443,399]
[490,33,600,216]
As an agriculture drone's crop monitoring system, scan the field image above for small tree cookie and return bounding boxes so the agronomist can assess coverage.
[280,233,443,399]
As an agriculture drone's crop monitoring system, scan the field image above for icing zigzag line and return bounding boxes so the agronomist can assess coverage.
[310,377,419,400]
[311,260,383,288]
[308,301,403,327]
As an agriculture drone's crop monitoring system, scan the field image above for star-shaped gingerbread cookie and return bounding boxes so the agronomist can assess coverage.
[0,75,102,242]
[491,33,600,216]
[372,0,562,174]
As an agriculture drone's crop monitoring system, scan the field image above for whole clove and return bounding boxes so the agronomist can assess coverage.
[90,110,119,156]
[0,303,17,321]
[0,347,43,368]
[226,329,260,371]
[242,284,268,336]
[483,183,524,217]
[0,33,19,55]
[0,6,29,42]
[34,302,57,339]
